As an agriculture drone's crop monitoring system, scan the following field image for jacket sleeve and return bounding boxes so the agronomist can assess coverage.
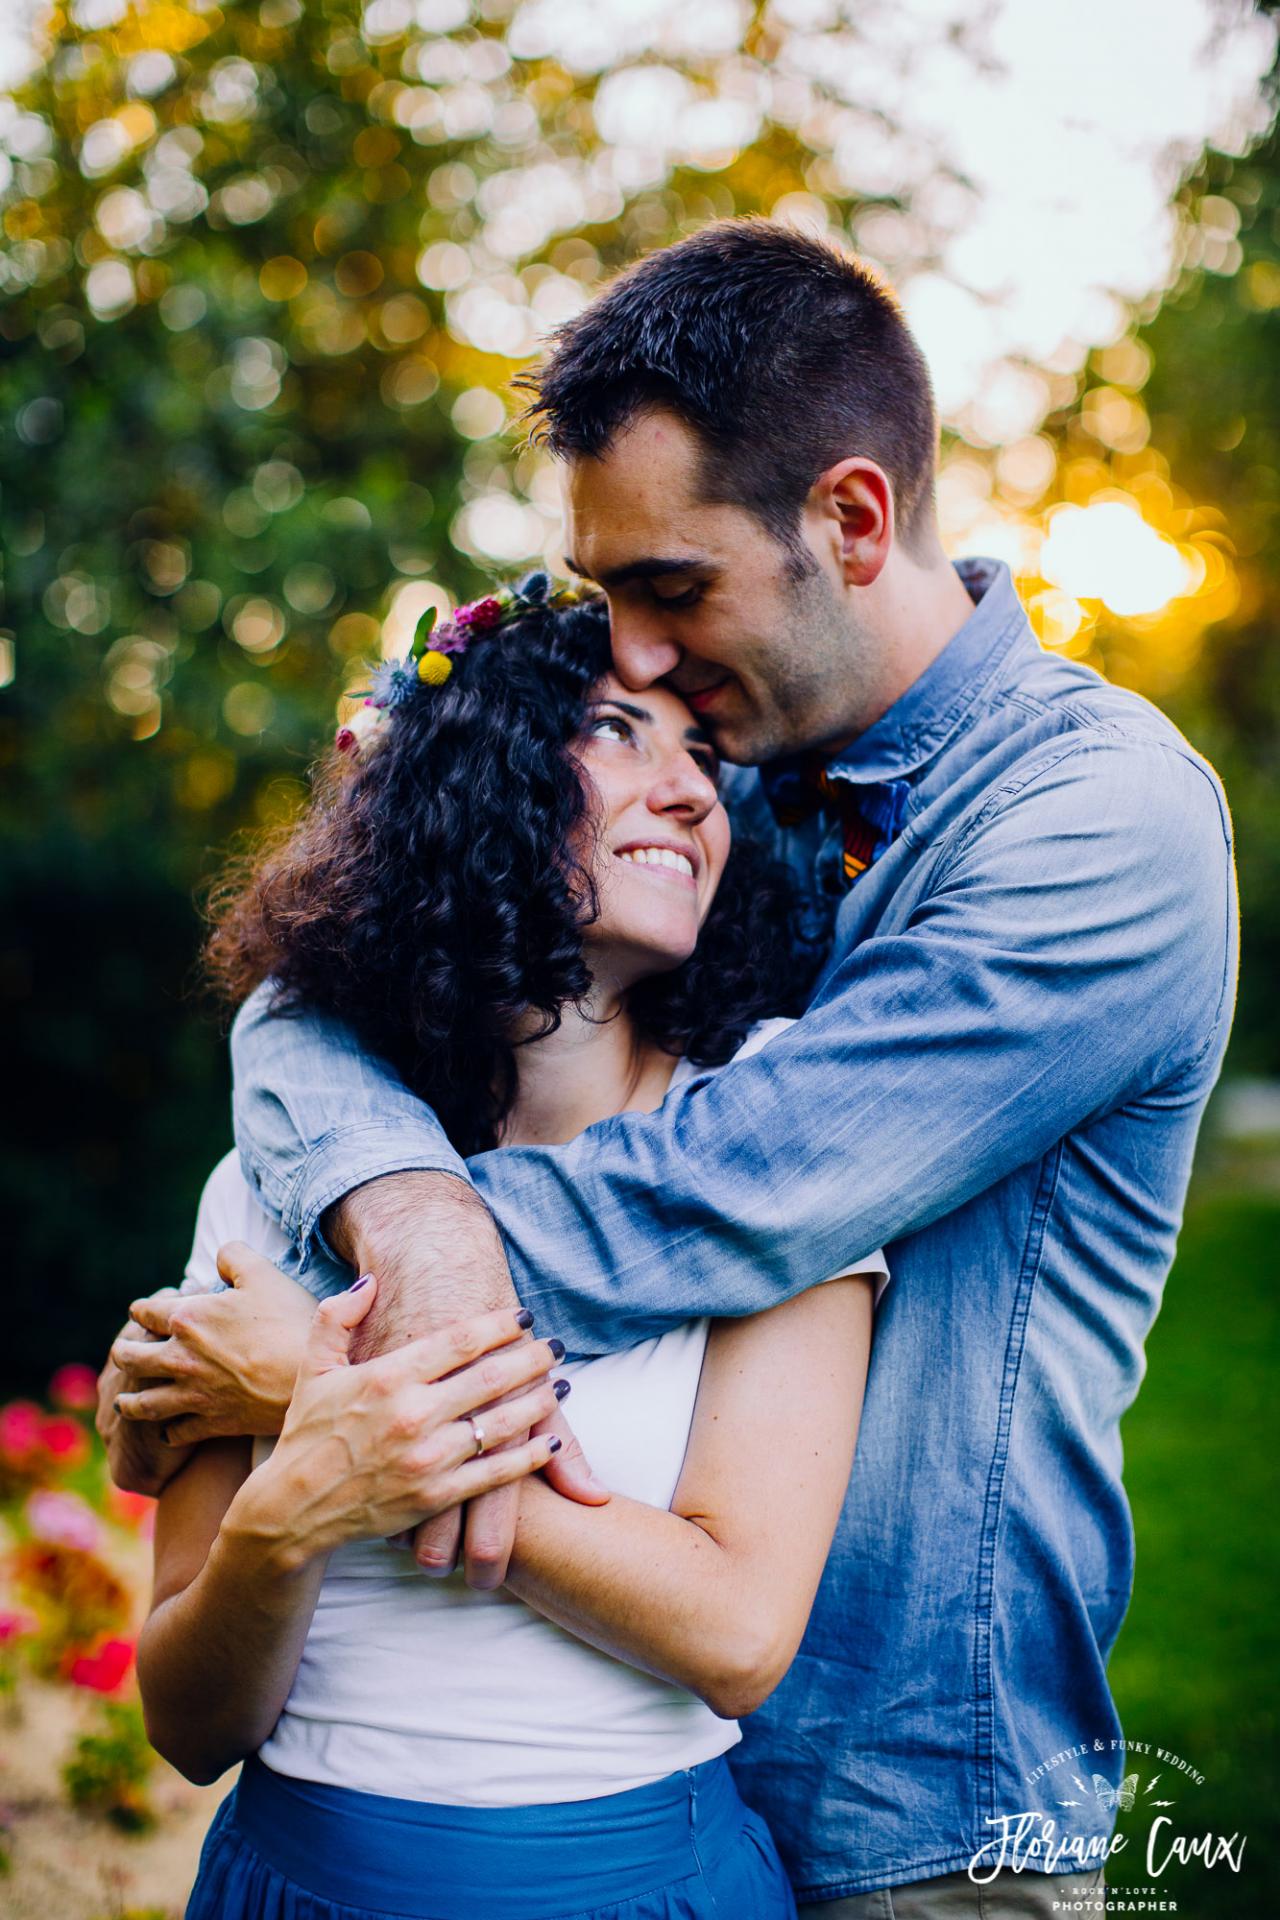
[465,736,1235,1350]
[230,987,473,1271]
[231,737,1235,1348]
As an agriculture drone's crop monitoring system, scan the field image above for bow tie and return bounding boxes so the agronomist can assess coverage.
[762,754,911,887]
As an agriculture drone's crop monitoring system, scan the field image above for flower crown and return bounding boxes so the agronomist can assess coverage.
[336,571,590,755]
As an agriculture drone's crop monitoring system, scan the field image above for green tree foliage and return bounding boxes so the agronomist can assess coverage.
[1133,124,1280,1072]
[0,0,950,1384]
[0,0,1273,1385]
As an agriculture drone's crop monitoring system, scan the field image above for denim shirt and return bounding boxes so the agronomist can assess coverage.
[230,561,1237,1901]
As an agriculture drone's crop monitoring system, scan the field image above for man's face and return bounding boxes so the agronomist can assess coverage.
[562,408,869,765]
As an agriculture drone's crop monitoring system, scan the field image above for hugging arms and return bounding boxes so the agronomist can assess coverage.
[202,731,1229,1583]
[102,727,1227,1589]
[114,1209,876,1783]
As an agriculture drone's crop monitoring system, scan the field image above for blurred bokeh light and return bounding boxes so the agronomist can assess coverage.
[1,0,1278,1391]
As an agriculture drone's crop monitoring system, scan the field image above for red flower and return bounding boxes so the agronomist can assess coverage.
[457,595,503,631]
[69,1636,136,1693]
[106,1484,156,1532]
[38,1415,89,1466]
[0,1401,43,1460]
[335,726,357,753]
[49,1363,99,1411]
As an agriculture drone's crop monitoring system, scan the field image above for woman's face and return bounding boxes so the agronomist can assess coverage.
[573,671,730,987]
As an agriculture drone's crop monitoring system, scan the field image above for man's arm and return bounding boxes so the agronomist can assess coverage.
[234,735,1235,1354]
[231,1002,608,1587]
[229,989,472,1271]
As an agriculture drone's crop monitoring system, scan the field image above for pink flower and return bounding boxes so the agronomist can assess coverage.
[69,1636,135,1693]
[0,1401,43,1459]
[39,1415,89,1464]
[0,1608,37,1644]
[335,726,356,753]
[27,1489,101,1553]
[48,1363,99,1411]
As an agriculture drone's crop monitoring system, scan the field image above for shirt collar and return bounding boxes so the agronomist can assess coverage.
[811,557,1032,785]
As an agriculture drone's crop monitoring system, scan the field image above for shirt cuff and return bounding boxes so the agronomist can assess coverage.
[263,1122,472,1272]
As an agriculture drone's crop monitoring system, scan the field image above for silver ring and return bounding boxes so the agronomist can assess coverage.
[465,1415,487,1458]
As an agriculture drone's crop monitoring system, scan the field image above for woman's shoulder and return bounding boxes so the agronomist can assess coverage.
[734,1016,795,1061]
[668,1017,795,1096]
[183,1150,292,1293]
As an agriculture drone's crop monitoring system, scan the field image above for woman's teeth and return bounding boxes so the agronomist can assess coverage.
[617,848,694,879]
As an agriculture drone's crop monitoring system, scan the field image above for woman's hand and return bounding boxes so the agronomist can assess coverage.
[97,1331,195,1496]
[227,1278,566,1571]
[111,1242,316,1445]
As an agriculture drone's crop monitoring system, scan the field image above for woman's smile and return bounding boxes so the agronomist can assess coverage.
[613,840,699,885]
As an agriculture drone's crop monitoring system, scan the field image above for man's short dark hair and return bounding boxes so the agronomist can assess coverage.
[521,219,939,560]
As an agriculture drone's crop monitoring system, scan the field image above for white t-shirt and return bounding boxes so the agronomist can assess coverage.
[183,1018,888,1806]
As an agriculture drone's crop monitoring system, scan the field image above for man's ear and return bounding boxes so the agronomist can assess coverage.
[809,457,895,589]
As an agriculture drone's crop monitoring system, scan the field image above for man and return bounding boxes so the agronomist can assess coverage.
[102,222,1236,1915]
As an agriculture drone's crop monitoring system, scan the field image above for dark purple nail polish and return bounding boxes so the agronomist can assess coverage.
[547,1338,566,1361]
[554,1378,571,1401]
[515,1308,534,1330]
[349,1273,373,1292]
[548,1436,562,1453]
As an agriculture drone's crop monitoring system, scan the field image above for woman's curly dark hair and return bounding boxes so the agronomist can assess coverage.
[205,588,801,1155]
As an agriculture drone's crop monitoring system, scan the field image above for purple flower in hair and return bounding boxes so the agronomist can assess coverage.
[428,621,470,656]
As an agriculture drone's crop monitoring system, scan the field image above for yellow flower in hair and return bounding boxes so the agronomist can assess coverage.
[418,650,453,686]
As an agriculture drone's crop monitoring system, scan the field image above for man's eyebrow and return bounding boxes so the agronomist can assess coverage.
[564,554,713,588]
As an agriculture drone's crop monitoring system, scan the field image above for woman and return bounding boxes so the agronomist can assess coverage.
[132,578,887,1920]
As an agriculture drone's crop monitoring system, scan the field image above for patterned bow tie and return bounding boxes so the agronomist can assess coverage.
[762,754,911,887]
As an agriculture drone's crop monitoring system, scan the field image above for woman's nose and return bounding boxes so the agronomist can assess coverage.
[647,753,719,823]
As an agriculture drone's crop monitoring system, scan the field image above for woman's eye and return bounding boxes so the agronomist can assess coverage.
[589,714,633,744]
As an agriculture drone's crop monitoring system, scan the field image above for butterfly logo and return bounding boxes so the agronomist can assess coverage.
[1058,1769,1176,1812]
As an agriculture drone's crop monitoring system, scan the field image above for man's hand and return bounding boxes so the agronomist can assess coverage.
[110,1242,315,1446]
[328,1170,608,1588]
[96,1322,195,1497]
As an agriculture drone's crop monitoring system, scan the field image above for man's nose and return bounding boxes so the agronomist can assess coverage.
[609,607,682,691]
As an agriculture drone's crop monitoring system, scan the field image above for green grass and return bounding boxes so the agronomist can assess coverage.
[1105,1183,1280,1915]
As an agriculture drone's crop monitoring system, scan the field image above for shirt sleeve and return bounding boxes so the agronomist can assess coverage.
[231,988,473,1270]
[231,734,1234,1351]
[461,735,1234,1351]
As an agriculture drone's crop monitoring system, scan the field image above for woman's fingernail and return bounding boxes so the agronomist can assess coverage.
[349,1273,374,1292]
[553,1378,571,1401]
[547,1436,562,1454]
[514,1308,534,1330]
[547,1338,566,1361]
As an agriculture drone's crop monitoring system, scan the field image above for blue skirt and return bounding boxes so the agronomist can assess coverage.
[185,1752,798,1920]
